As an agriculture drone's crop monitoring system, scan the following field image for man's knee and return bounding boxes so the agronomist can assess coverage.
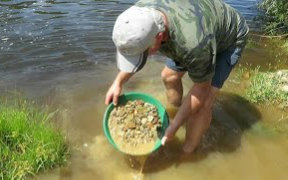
[190,84,217,112]
[161,68,182,84]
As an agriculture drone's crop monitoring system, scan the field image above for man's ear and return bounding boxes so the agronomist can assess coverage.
[156,32,164,42]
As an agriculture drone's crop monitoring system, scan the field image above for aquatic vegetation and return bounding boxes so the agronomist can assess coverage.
[259,0,288,35]
[251,116,288,137]
[269,118,288,136]
[282,40,288,54]
[245,37,262,49]
[246,70,288,108]
[233,63,254,82]
[0,98,69,180]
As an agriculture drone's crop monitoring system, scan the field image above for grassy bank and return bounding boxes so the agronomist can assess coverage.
[259,0,288,35]
[233,36,288,107]
[246,70,288,108]
[0,98,69,180]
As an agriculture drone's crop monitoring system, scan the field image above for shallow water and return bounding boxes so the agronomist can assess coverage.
[1,0,288,180]
[36,70,288,180]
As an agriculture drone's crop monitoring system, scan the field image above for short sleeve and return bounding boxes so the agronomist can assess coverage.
[186,40,216,83]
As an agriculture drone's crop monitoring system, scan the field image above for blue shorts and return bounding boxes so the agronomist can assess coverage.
[165,46,245,88]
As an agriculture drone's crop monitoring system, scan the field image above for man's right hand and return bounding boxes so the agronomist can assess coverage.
[105,71,134,106]
[105,82,122,106]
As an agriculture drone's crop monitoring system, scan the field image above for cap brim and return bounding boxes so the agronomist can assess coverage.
[116,49,148,73]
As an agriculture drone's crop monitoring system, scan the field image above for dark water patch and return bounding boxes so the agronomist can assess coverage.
[34,10,68,15]
[0,0,36,9]
[47,15,65,19]
[45,0,74,4]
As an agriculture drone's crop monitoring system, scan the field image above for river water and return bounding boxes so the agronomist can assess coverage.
[1,0,288,180]
[0,0,259,99]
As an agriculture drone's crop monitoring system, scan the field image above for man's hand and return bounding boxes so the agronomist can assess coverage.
[161,117,183,146]
[105,71,134,106]
[105,81,122,105]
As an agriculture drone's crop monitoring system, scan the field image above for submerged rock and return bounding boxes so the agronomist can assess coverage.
[281,85,288,92]
[276,70,288,77]
[276,70,288,93]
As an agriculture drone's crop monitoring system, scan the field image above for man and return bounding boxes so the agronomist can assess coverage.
[105,0,249,154]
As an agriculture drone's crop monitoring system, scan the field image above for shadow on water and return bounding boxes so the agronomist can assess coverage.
[128,92,262,173]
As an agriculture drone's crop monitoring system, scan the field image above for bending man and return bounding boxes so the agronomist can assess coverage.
[105,0,249,154]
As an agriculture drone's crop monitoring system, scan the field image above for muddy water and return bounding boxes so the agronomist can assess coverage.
[1,0,288,180]
[37,55,288,180]
[34,64,288,180]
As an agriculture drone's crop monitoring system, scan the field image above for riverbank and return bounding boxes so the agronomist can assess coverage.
[229,35,288,138]
[234,34,288,104]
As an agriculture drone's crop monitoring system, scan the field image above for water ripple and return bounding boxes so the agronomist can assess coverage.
[0,0,259,84]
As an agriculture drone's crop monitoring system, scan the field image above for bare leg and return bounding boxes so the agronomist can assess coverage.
[161,66,186,107]
[183,87,218,153]
[162,82,215,143]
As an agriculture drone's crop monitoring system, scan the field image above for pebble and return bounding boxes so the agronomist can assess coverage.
[108,100,162,147]
[280,76,288,83]
[141,118,147,124]
[281,85,288,92]
[277,70,288,76]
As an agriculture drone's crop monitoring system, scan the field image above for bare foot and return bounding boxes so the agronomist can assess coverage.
[175,151,195,167]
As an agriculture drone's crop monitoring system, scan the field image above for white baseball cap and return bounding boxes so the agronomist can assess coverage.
[112,6,165,73]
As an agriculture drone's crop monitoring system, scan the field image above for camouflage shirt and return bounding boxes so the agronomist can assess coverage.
[135,0,249,82]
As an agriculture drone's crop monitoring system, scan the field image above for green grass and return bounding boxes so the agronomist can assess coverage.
[0,98,69,180]
[246,71,288,108]
[259,0,288,35]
